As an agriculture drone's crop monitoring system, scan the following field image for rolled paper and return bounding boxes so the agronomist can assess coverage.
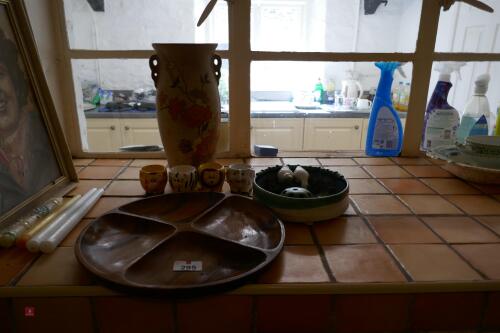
[26,189,97,253]
[16,195,82,249]
[39,188,104,253]
[0,197,63,248]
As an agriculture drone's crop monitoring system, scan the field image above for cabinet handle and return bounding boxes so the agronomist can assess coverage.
[124,126,130,130]
[110,125,115,130]
[354,125,360,130]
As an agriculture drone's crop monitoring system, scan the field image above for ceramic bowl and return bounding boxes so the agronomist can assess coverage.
[466,136,500,155]
[253,165,349,223]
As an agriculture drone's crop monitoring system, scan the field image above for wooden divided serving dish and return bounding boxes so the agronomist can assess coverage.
[75,192,284,292]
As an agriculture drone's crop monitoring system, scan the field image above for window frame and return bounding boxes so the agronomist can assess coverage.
[56,0,500,158]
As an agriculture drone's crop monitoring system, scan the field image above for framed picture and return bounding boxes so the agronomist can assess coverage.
[0,0,77,226]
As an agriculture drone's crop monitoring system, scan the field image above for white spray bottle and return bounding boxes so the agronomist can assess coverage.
[421,62,466,151]
[456,74,492,143]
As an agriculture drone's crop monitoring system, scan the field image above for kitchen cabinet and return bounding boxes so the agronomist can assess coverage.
[251,118,304,151]
[121,119,162,147]
[303,119,363,150]
[86,119,123,152]
[86,118,230,152]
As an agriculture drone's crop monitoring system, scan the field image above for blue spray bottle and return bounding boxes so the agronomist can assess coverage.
[365,62,405,156]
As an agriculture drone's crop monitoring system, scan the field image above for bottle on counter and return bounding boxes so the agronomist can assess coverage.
[495,106,500,136]
[365,62,405,157]
[313,78,324,103]
[456,74,492,143]
[421,62,465,151]
[392,81,403,110]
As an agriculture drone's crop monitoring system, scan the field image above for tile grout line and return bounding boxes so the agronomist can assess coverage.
[7,253,42,287]
[416,216,490,281]
[348,197,415,283]
[309,224,337,283]
[88,297,100,333]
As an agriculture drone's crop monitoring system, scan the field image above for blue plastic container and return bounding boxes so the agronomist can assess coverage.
[365,62,403,156]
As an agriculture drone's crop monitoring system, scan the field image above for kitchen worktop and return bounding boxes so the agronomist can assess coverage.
[1,156,499,333]
[84,102,408,119]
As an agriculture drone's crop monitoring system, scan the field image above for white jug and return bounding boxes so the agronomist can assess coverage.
[341,78,363,100]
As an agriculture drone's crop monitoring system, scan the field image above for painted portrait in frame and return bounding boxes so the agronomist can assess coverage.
[0,0,76,225]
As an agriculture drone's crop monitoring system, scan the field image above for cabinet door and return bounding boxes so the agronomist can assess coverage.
[304,119,363,150]
[251,118,304,151]
[86,118,122,152]
[121,119,162,147]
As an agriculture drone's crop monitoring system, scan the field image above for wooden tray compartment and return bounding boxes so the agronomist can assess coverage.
[75,193,284,291]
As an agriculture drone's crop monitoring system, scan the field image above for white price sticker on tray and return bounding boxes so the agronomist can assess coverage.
[173,260,203,272]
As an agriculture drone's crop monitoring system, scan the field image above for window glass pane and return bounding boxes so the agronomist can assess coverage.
[426,61,499,140]
[251,0,421,53]
[436,1,500,53]
[251,61,412,152]
[63,0,228,50]
[72,59,229,153]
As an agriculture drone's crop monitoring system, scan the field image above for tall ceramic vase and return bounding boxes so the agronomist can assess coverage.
[149,43,221,167]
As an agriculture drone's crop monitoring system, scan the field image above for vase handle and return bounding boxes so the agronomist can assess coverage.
[149,54,159,87]
[212,54,222,85]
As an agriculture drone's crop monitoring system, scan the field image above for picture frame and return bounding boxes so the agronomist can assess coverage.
[0,0,77,226]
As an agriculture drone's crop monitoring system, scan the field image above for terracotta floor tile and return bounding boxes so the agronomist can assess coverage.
[247,158,282,166]
[389,244,482,281]
[411,293,484,331]
[116,167,141,180]
[85,197,141,218]
[402,165,453,177]
[314,217,377,244]
[453,244,500,279]
[17,247,92,286]
[421,178,481,195]
[353,157,394,165]
[368,216,441,244]
[379,179,435,194]
[130,159,168,167]
[94,297,174,333]
[351,195,411,215]
[177,296,252,333]
[422,217,499,243]
[282,157,320,166]
[78,166,123,180]
[483,292,500,330]
[476,216,500,235]
[68,179,110,196]
[0,298,12,333]
[347,179,388,194]
[0,247,37,286]
[256,295,332,333]
[284,223,314,245]
[104,180,146,196]
[61,218,93,247]
[258,246,330,283]
[318,158,356,166]
[90,158,131,166]
[323,244,406,282]
[363,165,412,178]
[391,157,431,165]
[333,294,411,333]
[72,158,94,166]
[445,195,500,215]
[398,195,463,215]
[13,298,94,333]
[326,166,371,179]
[216,158,246,166]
